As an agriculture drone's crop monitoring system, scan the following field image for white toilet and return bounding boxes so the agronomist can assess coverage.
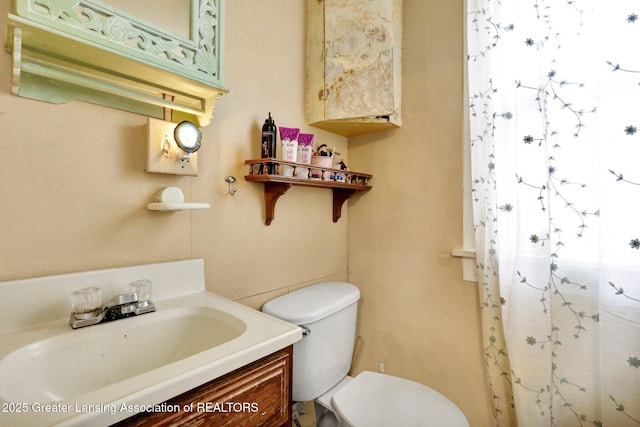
[262,282,469,427]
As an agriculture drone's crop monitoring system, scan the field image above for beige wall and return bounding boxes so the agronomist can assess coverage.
[0,0,493,425]
[347,1,494,426]
[0,1,348,304]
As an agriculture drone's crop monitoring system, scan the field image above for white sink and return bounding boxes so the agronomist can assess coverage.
[0,307,246,404]
[0,260,302,427]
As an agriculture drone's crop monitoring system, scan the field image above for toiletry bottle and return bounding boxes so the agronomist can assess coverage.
[261,112,277,174]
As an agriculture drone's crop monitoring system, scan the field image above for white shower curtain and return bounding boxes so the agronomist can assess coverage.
[466,0,640,425]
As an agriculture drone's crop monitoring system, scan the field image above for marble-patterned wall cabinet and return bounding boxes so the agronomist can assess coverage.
[306,0,402,137]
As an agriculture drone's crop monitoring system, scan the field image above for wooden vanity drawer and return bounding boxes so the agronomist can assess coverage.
[115,346,292,427]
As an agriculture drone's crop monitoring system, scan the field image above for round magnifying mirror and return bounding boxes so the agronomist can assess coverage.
[174,121,202,153]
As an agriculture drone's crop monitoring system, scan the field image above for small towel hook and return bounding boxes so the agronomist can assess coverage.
[224,176,237,196]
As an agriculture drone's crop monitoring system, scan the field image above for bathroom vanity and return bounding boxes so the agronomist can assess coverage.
[115,346,292,426]
[0,260,301,426]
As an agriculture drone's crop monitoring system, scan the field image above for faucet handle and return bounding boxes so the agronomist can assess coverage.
[130,279,152,303]
[71,287,102,316]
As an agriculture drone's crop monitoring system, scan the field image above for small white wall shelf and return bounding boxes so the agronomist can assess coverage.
[146,187,210,212]
[147,203,210,212]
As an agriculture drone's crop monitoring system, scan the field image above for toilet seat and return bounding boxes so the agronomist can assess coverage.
[330,371,469,427]
[316,375,353,411]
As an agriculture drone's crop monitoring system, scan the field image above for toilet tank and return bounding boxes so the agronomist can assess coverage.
[262,282,361,402]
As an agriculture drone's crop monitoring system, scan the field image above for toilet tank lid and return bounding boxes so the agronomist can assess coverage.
[262,282,360,325]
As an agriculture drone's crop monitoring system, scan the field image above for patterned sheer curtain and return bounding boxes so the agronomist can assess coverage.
[466,1,640,426]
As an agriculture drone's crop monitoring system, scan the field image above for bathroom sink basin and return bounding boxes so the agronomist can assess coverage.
[0,260,301,426]
[0,306,246,404]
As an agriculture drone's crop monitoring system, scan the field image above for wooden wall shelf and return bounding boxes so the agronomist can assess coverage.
[244,158,372,225]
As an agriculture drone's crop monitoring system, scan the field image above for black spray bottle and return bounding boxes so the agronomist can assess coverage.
[261,112,277,174]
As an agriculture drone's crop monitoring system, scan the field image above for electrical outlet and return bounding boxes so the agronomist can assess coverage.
[146,118,198,176]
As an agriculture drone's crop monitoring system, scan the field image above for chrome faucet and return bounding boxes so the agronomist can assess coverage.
[69,281,156,329]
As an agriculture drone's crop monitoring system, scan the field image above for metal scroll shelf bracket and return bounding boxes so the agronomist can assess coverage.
[244,158,372,226]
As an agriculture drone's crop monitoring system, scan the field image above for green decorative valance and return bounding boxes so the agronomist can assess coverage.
[5,0,227,125]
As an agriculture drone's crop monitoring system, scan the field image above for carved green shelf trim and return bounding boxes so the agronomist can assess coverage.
[5,0,227,126]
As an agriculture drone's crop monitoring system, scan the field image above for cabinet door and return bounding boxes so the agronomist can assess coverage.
[116,346,293,427]
[323,0,396,121]
[307,0,402,136]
